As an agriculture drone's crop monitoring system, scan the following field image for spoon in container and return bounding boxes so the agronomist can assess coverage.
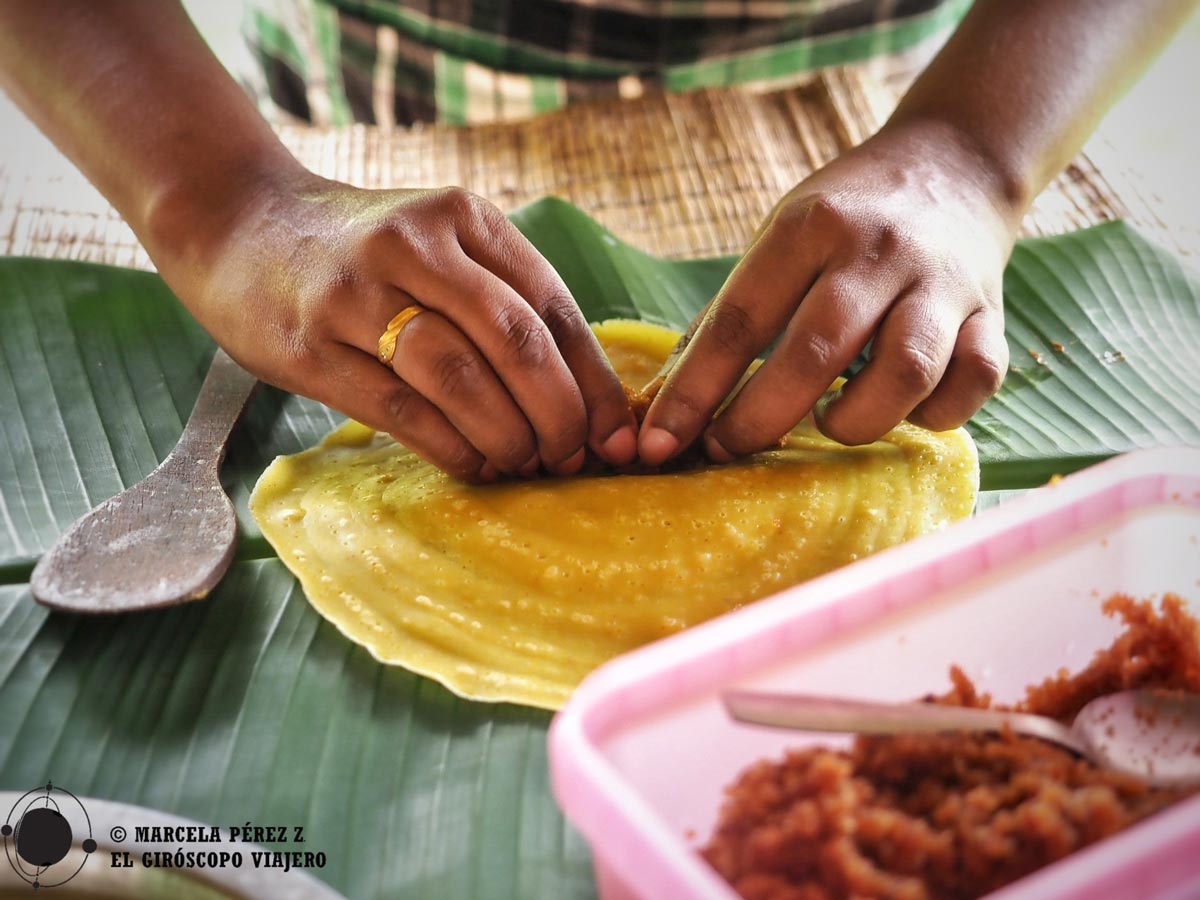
[723,689,1200,788]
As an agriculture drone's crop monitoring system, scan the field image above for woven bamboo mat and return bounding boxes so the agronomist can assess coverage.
[1,68,1194,269]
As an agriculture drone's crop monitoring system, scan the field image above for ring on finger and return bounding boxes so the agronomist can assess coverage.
[377,305,427,366]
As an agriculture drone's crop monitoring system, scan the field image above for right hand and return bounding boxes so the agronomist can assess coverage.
[165,173,639,481]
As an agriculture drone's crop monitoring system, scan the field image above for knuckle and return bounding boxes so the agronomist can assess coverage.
[438,186,501,233]
[279,314,323,369]
[268,300,307,358]
[808,194,849,223]
[661,383,708,420]
[369,217,426,261]
[771,200,807,234]
[861,219,904,262]
[432,350,482,398]
[494,434,536,471]
[790,328,840,373]
[705,302,759,356]
[891,339,942,392]
[363,213,402,241]
[443,443,485,481]
[383,386,420,426]
[780,194,850,234]
[964,345,1007,394]
[499,311,552,368]
[771,199,812,236]
[537,291,587,348]
[436,185,475,215]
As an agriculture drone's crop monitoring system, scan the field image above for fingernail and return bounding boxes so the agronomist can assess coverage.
[518,454,541,478]
[599,426,637,465]
[704,432,734,463]
[551,447,586,476]
[478,462,500,482]
[639,427,679,465]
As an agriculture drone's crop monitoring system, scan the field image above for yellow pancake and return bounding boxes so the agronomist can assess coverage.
[250,320,978,709]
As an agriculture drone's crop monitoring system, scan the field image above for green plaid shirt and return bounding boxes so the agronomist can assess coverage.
[244,0,971,126]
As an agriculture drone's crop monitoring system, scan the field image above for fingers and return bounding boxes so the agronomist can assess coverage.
[378,192,603,475]
[408,256,588,474]
[385,307,541,475]
[340,186,633,477]
[908,309,1008,431]
[814,286,958,445]
[638,224,823,465]
[340,291,539,476]
[456,213,638,465]
[316,345,491,482]
[702,269,897,459]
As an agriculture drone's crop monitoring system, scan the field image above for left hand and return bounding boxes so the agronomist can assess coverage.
[638,122,1020,465]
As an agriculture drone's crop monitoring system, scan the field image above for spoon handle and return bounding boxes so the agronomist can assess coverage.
[724,691,1085,755]
[172,349,259,467]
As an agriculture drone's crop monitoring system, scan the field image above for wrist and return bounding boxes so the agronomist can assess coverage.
[139,144,311,280]
[869,116,1032,235]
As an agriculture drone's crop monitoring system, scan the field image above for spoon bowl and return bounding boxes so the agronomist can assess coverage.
[30,456,239,613]
[30,349,258,614]
[1073,690,1200,787]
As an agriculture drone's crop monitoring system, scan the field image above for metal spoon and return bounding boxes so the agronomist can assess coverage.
[30,349,258,614]
[724,688,1200,788]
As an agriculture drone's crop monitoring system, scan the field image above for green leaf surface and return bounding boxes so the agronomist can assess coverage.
[0,565,592,900]
[1,198,1198,899]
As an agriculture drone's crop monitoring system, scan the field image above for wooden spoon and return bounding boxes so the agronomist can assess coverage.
[31,349,258,614]
[725,688,1200,788]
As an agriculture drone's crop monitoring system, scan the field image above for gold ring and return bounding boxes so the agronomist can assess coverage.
[377,305,427,366]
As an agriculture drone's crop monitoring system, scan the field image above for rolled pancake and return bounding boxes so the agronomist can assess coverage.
[250,320,978,709]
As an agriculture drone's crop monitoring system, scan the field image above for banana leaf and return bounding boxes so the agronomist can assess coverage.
[0,199,1198,899]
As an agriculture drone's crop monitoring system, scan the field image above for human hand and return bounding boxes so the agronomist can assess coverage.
[169,174,638,481]
[638,123,1020,465]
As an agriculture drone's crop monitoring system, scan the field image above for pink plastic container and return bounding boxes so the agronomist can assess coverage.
[549,447,1200,900]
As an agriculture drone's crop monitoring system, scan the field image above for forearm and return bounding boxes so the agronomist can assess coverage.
[0,2,639,477]
[884,0,1196,222]
[0,1,303,273]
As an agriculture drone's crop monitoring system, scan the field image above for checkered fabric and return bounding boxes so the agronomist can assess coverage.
[243,0,970,126]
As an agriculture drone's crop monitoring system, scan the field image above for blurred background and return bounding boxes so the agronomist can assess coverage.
[2,1,1198,262]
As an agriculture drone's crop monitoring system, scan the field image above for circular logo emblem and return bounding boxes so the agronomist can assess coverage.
[2,783,95,890]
